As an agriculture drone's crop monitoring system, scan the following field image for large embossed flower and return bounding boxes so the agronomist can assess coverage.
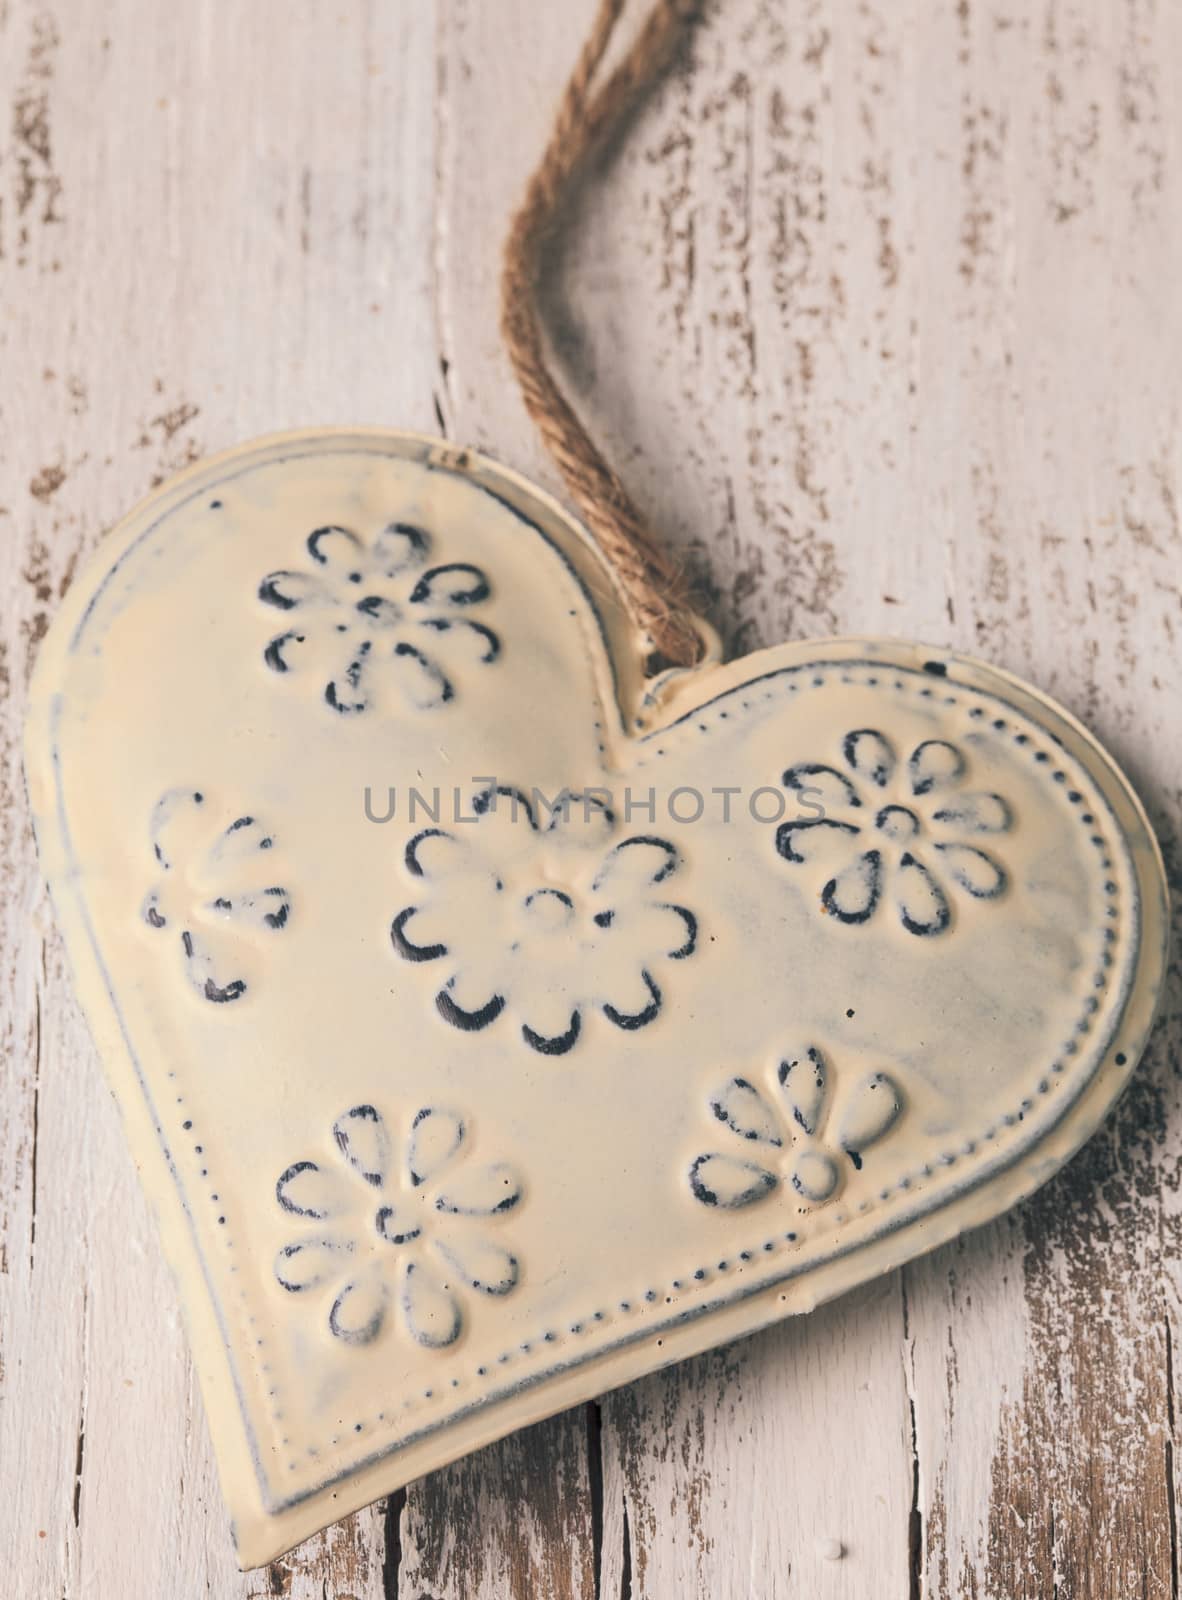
[258,520,499,713]
[774,730,1012,936]
[391,787,698,1055]
[274,1105,522,1350]
[141,788,290,1003]
[689,1042,904,1210]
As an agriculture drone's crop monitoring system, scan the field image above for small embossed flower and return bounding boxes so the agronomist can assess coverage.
[141,788,290,1003]
[689,1043,904,1210]
[391,786,698,1056]
[774,730,1012,935]
[274,1105,522,1350]
[258,521,499,713]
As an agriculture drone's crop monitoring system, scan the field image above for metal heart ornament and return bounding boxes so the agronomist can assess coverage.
[26,430,1168,1565]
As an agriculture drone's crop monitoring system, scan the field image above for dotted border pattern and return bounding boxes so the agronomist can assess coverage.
[42,429,1143,1516]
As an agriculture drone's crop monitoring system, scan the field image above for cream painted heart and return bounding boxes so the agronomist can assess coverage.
[26,430,1168,1565]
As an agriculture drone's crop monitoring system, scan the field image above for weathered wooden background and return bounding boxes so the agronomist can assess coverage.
[2,0,1180,1594]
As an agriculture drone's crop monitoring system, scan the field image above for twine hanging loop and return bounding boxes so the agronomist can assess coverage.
[500,0,704,671]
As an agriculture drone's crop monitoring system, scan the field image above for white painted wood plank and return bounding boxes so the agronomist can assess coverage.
[599,1279,911,1599]
[901,0,1182,1591]
[436,1,917,1593]
[0,2,438,1595]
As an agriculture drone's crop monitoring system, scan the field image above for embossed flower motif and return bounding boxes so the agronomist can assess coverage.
[141,788,290,1003]
[774,730,1013,936]
[258,521,499,713]
[689,1043,904,1211]
[391,787,698,1056]
[274,1105,522,1350]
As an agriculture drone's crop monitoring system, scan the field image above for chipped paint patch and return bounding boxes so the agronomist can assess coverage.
[3,8,64,266]
[28,462,65,502]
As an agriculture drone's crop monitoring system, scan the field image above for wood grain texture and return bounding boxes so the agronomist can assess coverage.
[2,0,1179,1595]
